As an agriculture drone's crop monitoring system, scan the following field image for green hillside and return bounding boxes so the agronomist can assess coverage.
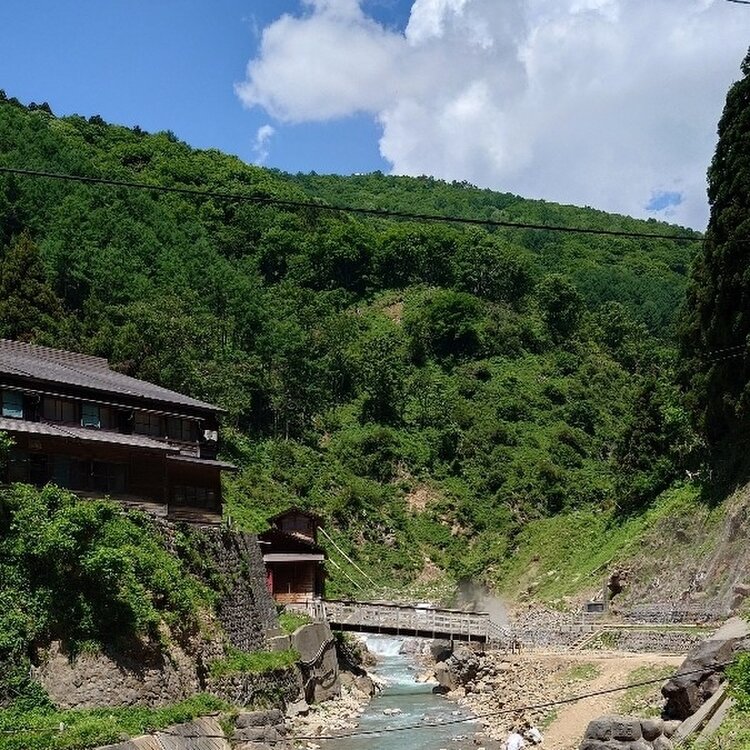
[0,91,700,596]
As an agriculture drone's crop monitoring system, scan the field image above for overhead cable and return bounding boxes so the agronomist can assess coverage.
[3,660,736,740]
[0,165,702,243]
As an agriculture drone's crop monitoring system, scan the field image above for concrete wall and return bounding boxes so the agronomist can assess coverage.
[291,622,340,703]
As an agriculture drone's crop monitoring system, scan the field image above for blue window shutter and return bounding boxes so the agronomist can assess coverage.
[81,403,100,428]
[1,392,23,419]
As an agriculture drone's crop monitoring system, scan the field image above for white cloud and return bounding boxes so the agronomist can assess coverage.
[252,124,276,164]
[236,0,750,228]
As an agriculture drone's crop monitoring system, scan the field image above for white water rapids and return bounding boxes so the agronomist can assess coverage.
[324,635,481,750]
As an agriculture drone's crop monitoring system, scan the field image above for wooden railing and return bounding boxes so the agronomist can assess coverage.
[319,599,492,642]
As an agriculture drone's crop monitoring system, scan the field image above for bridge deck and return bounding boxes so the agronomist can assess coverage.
[318,599,491,643]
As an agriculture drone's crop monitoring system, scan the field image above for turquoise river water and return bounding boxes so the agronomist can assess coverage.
[325,636,481,750]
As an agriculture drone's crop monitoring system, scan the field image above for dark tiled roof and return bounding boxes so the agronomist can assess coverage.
[0,339,220,413]
[267,506,324,523]
[0,416,178,452]
[258,527,325,555]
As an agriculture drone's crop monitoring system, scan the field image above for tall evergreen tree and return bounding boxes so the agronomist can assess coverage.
[681,48,750,455]
[0,233,66,342]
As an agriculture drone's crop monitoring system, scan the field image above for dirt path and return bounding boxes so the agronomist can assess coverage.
[542,653,683,750]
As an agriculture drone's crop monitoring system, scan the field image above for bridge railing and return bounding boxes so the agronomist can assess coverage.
[321,599,491,640]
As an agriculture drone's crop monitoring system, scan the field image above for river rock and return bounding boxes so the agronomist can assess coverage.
[354,675,376,696]
[640,717,663,741]
[232,725,285,743]
[651,737,674,750]
[662,617,750,719]
[236,709,285,728]
[285,697,310,718]
[431,639,453,663]
[434,661,457,691]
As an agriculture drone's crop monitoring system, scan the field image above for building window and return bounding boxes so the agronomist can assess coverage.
[1,391,24,419]
[7,450,47,485]
[167,417,196,442]
[92,461,127,495]
[42,397,77,424]
[51,455,71,487]
[81,403,100,429]
[171,485,216,508]
[7,449,30,483]
[134,411,163,437]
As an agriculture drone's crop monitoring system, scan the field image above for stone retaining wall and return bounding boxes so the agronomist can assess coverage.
[580,715,680,750]
[589,629,705,654]
[170,524,278,652]
[207,666,304,708]
[515,626,704,654]
[517,625,594,650]
[37,638,209,709]
[38,521,281,708]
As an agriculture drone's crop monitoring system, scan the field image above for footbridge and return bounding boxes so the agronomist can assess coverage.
[304,599,508,645]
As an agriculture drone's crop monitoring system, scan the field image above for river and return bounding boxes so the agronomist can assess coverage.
[325,636,480,750]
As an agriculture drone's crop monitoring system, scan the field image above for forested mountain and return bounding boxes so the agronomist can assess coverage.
[0,90,700,594]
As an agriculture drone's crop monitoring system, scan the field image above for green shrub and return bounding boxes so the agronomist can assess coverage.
[728,652,750,712]
[278,610,312,634]
[208,648,299,679]
[0,693,228,750]
[0,485,212,702]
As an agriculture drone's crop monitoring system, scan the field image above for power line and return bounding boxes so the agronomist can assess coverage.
[3,660,735,740]
[702,342,747,356]
[706,350,748,364]
[0,165,703,243]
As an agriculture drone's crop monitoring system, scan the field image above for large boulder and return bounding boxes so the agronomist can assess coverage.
[662,617,750,720]
[580,716,674,750]
[433,660,457,692]
[432,645,481,693]
[291,622,340,703]
[430,639,453,663]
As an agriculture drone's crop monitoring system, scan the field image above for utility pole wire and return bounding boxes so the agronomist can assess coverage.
[325,555,365,592]
[8,660,733,740]
[319,527,378,588]
[0,165,703,243]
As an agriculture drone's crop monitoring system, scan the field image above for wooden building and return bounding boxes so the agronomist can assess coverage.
[260,508,326,604]
[0,339,234,523]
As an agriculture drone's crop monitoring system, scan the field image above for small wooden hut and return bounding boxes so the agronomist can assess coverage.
[260,508,326,604]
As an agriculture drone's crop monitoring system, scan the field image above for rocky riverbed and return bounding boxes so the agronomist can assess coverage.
[432,646,684,749]
[288,670,384,743]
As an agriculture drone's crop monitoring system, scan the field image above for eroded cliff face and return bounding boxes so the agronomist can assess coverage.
[36,522,287,709]
[613,487,750,618]
[37,635,211,709]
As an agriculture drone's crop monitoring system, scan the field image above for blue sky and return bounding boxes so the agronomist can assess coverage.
[0,1,398,174]
[1,1,749,228]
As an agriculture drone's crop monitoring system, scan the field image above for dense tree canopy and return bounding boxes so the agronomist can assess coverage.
[0,91,699,592]
[681,49,750,460]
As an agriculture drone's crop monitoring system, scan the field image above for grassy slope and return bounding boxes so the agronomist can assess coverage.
[493,477,750,615]
[493,483,703,603]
